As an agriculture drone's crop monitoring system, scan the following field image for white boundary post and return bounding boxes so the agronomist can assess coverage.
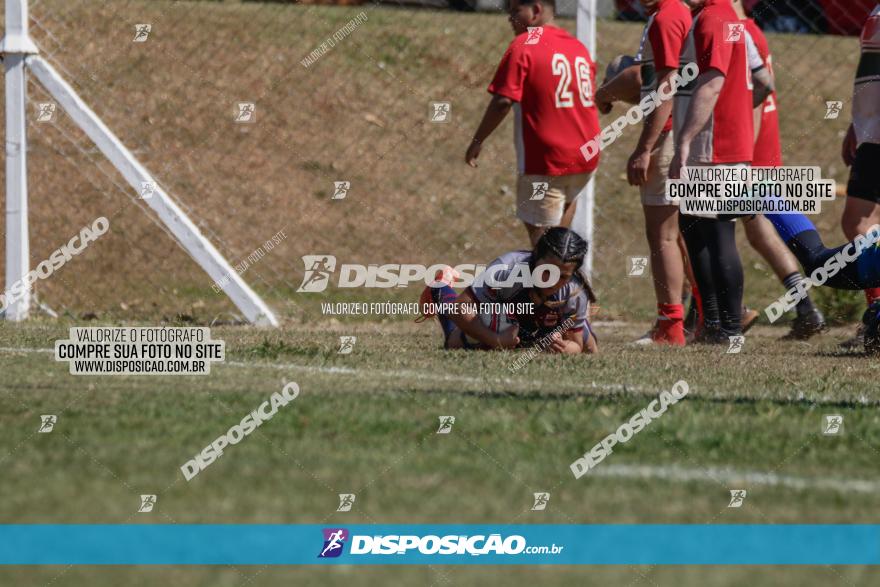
[1,0,38,321]
[576,0,597,277]
[27,56,279,326]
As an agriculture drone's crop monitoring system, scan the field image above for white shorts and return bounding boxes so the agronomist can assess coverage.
[641,131,678,207]
[516,172,594,226]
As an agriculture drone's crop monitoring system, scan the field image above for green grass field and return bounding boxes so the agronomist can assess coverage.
[2,319,880,584]
[2,0,879,584]
[1,0,864,324]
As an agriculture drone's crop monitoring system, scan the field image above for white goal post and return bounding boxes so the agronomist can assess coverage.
[576,0,598,277]
[1,0,279,327]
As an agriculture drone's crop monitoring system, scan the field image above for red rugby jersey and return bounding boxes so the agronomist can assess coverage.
[674,0,754,164]
[489,26,600,175]
[744,18,781,166]
[636,0,693,133]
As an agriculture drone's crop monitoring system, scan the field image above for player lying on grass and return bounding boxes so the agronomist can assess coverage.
[419,227,598,354]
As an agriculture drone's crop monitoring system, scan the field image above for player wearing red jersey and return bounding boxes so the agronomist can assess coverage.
[626,0,692,346]
[670,0,755,342]
[736,5,826,340]
[466,0,600,245]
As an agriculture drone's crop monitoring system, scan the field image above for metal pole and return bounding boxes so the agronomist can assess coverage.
[29,56,279,327]
[576,0,597,277]
[1,0,38,321]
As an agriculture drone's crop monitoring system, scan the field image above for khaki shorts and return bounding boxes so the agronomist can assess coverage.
[640,130,677,206]
[516,172,593,227]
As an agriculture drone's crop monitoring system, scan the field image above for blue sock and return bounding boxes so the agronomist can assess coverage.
[432,285,459,340]
[767,213,880,289]
[765,213,816,243]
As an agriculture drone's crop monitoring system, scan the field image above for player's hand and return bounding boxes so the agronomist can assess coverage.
[842,124,857,167]
[669,145,687,180]
[595,86,613,114]
[466,140,482,168]
[546,331,568,354]
[496,323,520,349]
[627,148,651,186]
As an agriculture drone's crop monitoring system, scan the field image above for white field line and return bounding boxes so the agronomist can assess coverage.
[589,463,880,494]
[0,347,53,353]
[1,346,878,405]
[2,347,644,392]
[0,347,656,393]
[3,346,879,494]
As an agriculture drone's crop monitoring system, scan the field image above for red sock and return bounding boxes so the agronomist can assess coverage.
[865,288,880,306]
[654,303,685,346]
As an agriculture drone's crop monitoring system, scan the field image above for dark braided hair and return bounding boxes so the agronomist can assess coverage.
[533,227,588,268]
[532,227,596,303]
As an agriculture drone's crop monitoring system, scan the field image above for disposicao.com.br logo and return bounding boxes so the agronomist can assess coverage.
[317,528,564,558]
[297,255,561,292]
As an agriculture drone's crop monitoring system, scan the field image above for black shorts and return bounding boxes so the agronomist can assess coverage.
[847,143,880,203]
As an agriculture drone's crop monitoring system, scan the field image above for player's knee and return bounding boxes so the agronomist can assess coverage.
[744,221,765,249]
[841,216,859,239]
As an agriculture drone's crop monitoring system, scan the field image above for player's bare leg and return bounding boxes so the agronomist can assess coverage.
[559,198,577,231]
[582,329,599,354]
[841,197,880,248]
[744,215,826,339]
[637,205,686,345]
[524,223,547,247]
[644,206,684,306]
[840,197,880,347]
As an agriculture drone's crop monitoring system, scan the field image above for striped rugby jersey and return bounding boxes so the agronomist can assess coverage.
[634,0,693,133]
[673,0,758,165]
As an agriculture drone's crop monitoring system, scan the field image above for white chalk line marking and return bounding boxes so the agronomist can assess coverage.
[3,347,879,494]
[1,346,877,406]
[589,463,880,494]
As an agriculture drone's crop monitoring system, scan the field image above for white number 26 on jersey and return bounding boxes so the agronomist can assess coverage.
[552,53,593,108]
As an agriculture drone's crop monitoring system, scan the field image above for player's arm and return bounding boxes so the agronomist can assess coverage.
[466,94,514,168]
[451,288,520,349]
[751,67,773,108]
[595,65,642,113]
[546,328,584,354]
[745,32,773,108]
[669,70,724,178]
[751,69,772,142]
[627,66,676,186]
[753,102,762,143]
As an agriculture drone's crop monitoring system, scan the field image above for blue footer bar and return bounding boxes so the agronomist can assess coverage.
[1,525,879,565]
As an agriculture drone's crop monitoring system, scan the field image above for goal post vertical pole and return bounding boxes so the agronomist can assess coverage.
[576,0,597,277]
[1,0,38,321]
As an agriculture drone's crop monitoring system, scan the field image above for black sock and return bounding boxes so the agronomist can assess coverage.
[782,272,817,316]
